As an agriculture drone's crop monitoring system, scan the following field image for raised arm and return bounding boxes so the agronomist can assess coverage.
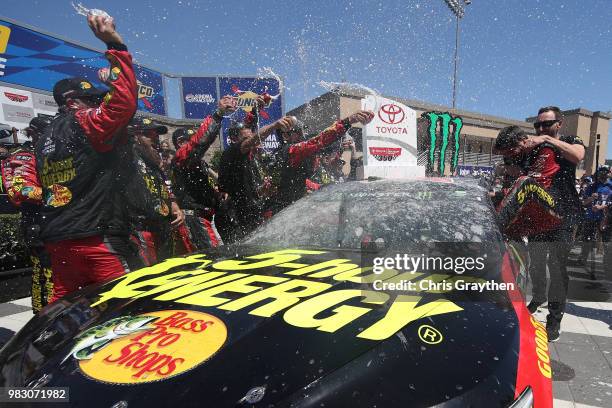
[75,15,137,152]
[288,111,373,167]
[174,95,236,167]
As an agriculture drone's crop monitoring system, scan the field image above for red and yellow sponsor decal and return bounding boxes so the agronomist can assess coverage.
[21,186,42,201]
[103,90,114,104]
[109,66,121,81]
[78,310,227,384]
[158,201,170,217]
[46,184,72,207]
[236,91,259,113]
[530,316,551,378]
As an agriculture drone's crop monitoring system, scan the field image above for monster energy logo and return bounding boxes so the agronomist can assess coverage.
[422,112,463,174]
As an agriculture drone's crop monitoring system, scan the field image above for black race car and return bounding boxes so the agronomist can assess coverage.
[0,178,552,407]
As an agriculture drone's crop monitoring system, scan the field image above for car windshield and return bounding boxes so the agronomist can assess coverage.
[244,179,503,249]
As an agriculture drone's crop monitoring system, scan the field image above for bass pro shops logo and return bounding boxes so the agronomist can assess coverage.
[378,104,405,124]
[65,311,227,384]
[422,112,463,175]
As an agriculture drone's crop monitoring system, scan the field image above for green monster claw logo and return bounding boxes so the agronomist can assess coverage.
[422,112,463,175]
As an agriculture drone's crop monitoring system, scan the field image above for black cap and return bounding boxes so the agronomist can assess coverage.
[53,77,107,106]
[172,127,196,148]
[25,116,52,136]
[128,117,168,136]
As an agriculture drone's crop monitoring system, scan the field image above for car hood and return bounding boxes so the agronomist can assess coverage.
[0,245,521,407]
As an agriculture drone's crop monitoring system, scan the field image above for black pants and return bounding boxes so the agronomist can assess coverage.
[29,244,53,313]
[528,226,572,323]
[580,219,599,261]
[20,214,52,313]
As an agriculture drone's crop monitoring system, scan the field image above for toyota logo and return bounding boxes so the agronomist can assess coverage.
[378,104,404,124]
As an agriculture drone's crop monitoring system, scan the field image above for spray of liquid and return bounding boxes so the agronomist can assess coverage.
[226,68,287,145]
[71,2,113,21]
[256,67,288,100]
[319,81,382,113]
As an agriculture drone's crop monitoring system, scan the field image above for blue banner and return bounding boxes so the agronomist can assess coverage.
[0,18,166,115]
[218,77,282,149]
[181,77,218,119]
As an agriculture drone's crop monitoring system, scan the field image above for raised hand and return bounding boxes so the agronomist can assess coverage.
[87,15,123,45]
[346,110,375,125]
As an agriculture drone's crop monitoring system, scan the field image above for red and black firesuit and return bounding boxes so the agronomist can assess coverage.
[172,113,224,252]
[1,139,52,312]
[125,125,177,266]
[35,43,138,302]
[276,119,352,210]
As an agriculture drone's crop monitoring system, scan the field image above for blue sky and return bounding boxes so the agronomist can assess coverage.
[3,0,612,156]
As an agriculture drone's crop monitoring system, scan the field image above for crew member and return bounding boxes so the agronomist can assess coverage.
[495,107,585,342]
[35,15,138,302]
[1,116,53,312]
[171,96,236,252]
[125,117,184,265]
[218,103,294,242]
[529,106,585,341]
[275,110,374,210]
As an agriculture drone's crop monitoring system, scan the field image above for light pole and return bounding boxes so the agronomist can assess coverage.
[595,133,601,172]
[443,0,470,109]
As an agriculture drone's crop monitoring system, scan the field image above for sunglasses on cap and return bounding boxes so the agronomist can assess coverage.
[533,120,558,129]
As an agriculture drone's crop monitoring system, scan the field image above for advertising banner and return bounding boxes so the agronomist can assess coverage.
[0,86,33,126]
[362,95,418,166]
[218,77,282,150]
[181,77,218,119]
[359,95,423,179]
[456,165,494,177]
[0,84,58,143]
[0,18,166,116]
[420,111,463,175]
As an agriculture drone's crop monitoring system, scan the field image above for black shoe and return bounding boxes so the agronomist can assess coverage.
[546,319,561,342]
[527,301,544,314]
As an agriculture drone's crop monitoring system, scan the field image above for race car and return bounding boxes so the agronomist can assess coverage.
[0,178,551,407]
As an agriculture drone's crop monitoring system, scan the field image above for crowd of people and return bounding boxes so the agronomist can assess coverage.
[0,16,374,312]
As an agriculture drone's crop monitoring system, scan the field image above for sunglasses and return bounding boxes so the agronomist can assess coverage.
[533,120,558,129]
